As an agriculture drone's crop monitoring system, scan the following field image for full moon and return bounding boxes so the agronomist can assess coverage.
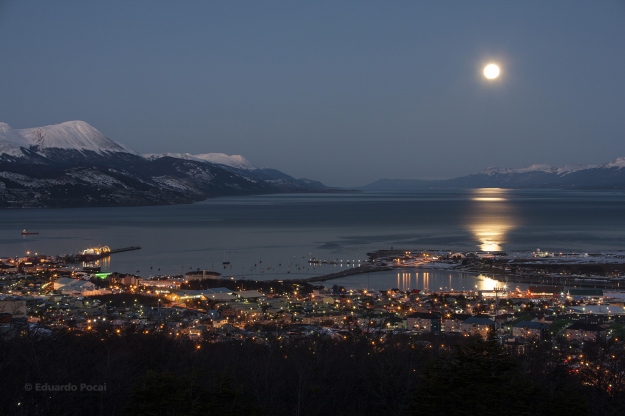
[483,63,500,79]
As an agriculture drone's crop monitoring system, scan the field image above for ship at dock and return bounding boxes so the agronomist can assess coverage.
[78,245,141,261]
[80,246,111,261]
[59,245,141,264]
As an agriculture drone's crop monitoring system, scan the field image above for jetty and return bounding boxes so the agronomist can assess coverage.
[60,245,141,263]
[109,246,141,254]
[304,264,393,283]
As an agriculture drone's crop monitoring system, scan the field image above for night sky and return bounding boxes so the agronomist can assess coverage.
[1,1,623,186]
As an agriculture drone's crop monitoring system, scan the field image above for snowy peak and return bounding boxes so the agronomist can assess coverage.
[555,164,597,175]
[0,123,29,158]
[514,164,553,174]
[479,164,555,176]
[0,120,140,159]
[481,164,554,175]
[601,157,625,170]
[0,122,29,147]
[479,162,614,177]
[2,120,258,171]
[366,156,625,190]
[16,121,139,155]
[144,152,257,170]
[193,153,257,170]
[479,166,514,176]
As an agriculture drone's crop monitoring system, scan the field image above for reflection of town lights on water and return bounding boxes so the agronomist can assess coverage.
[83,256,110,269]
[364,271,508,293]
[396,272,431,291]
[397,272,413,291]
[474,275,504,291]
[391,272,505,292]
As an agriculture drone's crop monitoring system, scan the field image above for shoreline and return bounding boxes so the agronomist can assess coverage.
[303,263,625,291]
[303,264,394,283]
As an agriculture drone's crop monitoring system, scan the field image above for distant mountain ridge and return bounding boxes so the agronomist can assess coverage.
[364,158,625,190]
[0,121,330,208]
[144,152,257,170]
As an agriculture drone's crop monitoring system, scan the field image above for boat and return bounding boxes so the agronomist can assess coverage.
[79,246,111,261]
[21,230,39,235]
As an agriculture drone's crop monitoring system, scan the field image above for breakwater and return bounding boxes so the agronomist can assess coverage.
[109,246,141,254]
[305,263,625,290]
[304,264,393,283]
[488,274,625,290]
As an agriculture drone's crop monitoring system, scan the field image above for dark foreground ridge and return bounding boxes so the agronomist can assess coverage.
[3,330,621,416]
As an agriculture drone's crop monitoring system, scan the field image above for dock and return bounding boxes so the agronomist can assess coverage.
[109,246,141,254]
[304,264,393,283]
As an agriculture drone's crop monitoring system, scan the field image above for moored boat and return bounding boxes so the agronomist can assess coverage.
[79,246,111,261]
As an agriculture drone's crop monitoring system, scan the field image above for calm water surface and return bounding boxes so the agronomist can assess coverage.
[1,189,624,290]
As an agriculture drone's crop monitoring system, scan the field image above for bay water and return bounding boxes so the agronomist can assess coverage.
[2,189,624,291]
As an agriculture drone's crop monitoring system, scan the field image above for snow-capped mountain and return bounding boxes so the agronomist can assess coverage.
[479,164,552,176]
[364,158,625,190]
[20,120,139,155]
[0,122,33,159]
[479,163,598,176]
[0,122,29,146]
[144,152,257,170]
[143,152,325,193]
[193,153,257,170]
[602,157,625,170]
[0,120,329,208]
[0,121,139,162]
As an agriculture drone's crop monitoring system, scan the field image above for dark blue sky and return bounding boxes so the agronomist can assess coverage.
[1,0,624,186]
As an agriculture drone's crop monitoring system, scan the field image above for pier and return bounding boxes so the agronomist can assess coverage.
[60,245,142,263]
[304,264,393,283]
[109,246,141,254]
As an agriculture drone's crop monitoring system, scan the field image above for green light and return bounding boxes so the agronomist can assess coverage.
[94,273,111,279]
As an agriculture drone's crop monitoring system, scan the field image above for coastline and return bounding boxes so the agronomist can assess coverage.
[418,264,625,290]
[303,264,393,283]
[303,261,625,291]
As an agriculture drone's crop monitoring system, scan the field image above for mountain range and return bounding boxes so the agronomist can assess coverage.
[363,158,625,190]
[2,120,623,208]
[0,121,328,208]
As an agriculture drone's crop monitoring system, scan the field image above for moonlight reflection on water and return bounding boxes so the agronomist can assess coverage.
[469,188,518,252]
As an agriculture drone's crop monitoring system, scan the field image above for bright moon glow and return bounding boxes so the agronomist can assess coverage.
[483,63,500,79]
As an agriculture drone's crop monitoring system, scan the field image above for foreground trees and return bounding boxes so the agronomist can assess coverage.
[410,337,587,416]
[0,329,623,416]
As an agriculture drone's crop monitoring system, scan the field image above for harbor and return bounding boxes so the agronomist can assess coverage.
[300,249,625,291]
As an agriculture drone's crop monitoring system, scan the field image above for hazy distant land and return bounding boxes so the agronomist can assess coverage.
[363,158,625,191]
